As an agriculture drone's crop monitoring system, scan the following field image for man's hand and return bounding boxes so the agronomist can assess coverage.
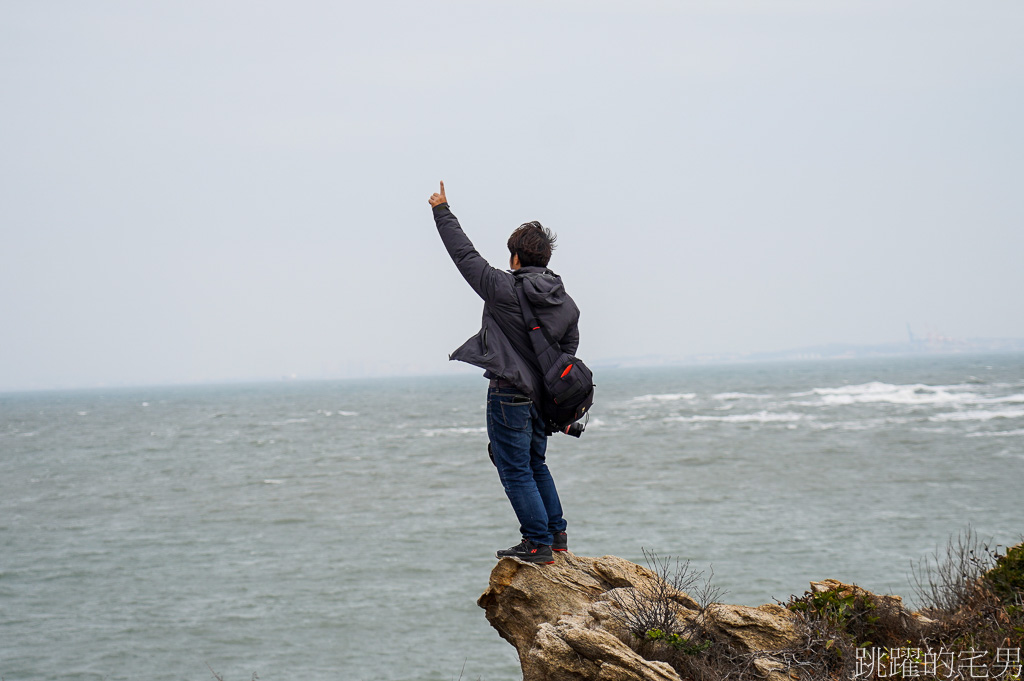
[428,181,447,207]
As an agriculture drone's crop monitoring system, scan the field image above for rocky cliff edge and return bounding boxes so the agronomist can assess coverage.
[477,552,925,681]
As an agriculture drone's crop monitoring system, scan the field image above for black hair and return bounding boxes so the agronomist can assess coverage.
[507,221,556,268]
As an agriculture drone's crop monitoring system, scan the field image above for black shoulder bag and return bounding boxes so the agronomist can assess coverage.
[514,281,595,437]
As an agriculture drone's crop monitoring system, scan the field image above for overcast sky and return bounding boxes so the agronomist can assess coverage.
[1,1,1022,391]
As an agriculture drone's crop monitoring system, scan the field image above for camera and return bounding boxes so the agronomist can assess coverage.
[562,420,586,438]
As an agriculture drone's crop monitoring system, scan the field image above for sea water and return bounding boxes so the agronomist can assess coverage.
[2,354,1022,681]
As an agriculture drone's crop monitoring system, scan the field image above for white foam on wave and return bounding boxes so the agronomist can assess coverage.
[972,393,1024,404]
[812,416,912,432]
[421,426,488,437]
[263,479,284,484]
[792,381,983,407]
[665,411,806,424]
[966,428,1024,438]
[912,426,958,434]
[632,393,696,402]
[995,450,1024,461]
[713,392,771,400]
[930,408,1024,423]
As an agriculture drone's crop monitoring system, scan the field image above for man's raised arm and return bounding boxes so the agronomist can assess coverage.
[429,181,503,302]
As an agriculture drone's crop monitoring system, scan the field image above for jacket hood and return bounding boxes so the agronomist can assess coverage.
[515,267,566,307]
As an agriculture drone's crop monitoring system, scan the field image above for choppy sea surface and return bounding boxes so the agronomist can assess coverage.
[2,354,1023,681]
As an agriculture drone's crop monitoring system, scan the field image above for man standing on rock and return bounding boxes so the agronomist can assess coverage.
[429,181,580,565]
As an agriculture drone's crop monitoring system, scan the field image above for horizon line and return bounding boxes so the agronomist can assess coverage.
[3,341,1023,395]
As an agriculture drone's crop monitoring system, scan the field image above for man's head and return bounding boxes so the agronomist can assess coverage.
[508,221,557,270]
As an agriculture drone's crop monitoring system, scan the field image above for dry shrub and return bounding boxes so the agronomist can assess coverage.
[911,526,995,616]
[607,532,1022,681]
[608,549,770,681]
[785,583,922,680]
[609,548,721,642]
[783,528,1024,680]
[911,528,1024,655]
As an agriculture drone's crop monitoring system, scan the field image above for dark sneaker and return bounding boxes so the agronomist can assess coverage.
[496,538,554,564]
[552,531,568,552]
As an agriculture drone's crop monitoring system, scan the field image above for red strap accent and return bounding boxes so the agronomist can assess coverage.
[532,326,540,331]
[560,364,574,378]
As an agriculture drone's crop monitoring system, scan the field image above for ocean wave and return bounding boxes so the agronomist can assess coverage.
[965,428,1024,438]
[929,408,1024,423]
[421,426,488,437]
[713,392,771,400]
[665,411,806,424]
[632,393,697,402]
[266,418,309,425]
[792,381,982,406]
[811,417,912,431]
[971,394,1024,404]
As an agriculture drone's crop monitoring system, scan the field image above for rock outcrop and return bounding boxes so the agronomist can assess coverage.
[477,552,686,681]
[478,552,919,681]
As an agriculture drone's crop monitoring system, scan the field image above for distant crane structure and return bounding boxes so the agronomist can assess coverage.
[906,323,968,352]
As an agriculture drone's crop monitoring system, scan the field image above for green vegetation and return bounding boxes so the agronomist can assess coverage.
[644,628,714,654]
[609,549,736,679]
[610,531,1022,681]
[985,542,1024,606]
[786,582,922,677]
[785,529,1024,680]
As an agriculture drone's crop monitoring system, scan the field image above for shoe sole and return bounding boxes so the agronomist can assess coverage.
[496,553,555,564]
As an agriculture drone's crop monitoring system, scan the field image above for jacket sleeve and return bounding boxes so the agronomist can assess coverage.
[433,203,505,304]
[560,318,580,355]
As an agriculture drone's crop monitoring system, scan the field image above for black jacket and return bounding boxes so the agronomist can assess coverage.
[433,203,580,402]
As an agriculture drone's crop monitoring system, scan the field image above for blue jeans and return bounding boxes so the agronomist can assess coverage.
[486,386,566,546]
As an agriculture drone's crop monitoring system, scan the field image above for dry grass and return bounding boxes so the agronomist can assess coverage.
[607,531,1023,681]
[783,528,1024,680]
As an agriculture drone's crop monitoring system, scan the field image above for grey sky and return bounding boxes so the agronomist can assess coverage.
[2,1,1022,391]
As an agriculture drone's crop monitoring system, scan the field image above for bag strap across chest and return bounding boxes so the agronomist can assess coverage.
[514,279,562,366]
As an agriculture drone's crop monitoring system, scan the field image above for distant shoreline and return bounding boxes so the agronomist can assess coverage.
[2,345,1023,395]
[595,340,1024,369]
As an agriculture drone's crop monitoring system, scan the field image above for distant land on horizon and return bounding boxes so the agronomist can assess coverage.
[594,336,1024,370]
[4,337,1024,394]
